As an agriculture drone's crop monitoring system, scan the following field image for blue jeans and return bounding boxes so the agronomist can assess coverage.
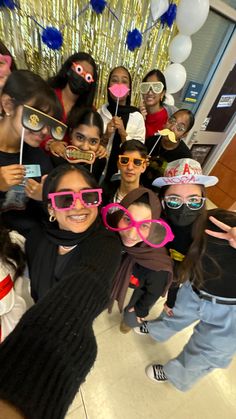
[147,281,236,391]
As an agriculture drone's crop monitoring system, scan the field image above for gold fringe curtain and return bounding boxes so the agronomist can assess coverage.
[0,0,179,107]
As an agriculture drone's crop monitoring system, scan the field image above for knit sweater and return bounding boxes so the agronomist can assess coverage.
[0,227,121,419]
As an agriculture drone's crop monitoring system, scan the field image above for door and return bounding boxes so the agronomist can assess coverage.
[186,28,236,174]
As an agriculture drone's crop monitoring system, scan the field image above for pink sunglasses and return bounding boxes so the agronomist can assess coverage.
[48,189,102,211]
[102,203,174,248]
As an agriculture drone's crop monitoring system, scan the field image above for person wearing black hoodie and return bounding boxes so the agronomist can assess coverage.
[0,164,121,419]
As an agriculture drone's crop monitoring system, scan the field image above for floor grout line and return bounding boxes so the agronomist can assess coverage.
[80,388,89,419]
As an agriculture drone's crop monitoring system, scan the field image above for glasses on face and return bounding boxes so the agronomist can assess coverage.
[48,189,103,211]
[22,105,67,141]
[164,195,206,211]
[118,155,146,167]
[73,132,100,147]
[140,82,164,95]
[166,117,186,133]
[102,203,174,248]
[72,63,94,84]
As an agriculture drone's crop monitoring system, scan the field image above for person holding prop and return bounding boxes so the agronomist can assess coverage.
[98,66,145,181]
[140,69,169,138]
[0,70,65,236]
[41,51,99,157]
[50,107,106,182]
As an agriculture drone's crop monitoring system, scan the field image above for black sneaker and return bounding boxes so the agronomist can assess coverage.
[145,364,168,383]
[133,321,149,335]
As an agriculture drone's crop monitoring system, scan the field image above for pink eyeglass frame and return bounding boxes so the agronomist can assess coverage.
[101,203,174,248]
[48,189,103,211]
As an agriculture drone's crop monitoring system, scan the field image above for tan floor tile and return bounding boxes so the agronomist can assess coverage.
[65,404,87,419]
[81,298,236,419]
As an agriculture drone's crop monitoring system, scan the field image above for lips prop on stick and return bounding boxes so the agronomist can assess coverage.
[108,83,130,116]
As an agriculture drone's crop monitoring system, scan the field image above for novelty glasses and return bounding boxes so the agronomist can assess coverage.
[22,105,67,141]
[118,155,146,167]
[102,203,174,248]
[140,81,164,95]
[72,62,94,84]
[164,195,206,211]
[48,189,103,211]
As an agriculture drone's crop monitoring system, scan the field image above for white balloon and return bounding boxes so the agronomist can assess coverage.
[169,34,192,63]
[164,63,187,94]
[150,0,169,21]
[176,0,209,35]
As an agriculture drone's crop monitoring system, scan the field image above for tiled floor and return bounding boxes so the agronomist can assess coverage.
[66,293,236,419]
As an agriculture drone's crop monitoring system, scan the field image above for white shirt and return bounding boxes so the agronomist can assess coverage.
[0,231,34,342]
[98,104,146,144]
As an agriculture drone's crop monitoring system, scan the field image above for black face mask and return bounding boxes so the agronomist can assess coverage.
[165,204,202,227]
[67,69,91,95]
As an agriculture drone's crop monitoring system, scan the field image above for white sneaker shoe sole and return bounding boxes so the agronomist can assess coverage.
[145,364,168,383]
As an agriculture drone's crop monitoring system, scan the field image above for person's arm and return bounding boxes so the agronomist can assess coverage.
[126,112,146,143]
[0,231,121,419]
[164,283,180,316]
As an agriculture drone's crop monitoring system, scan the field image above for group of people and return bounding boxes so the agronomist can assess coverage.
[0,44,235,419]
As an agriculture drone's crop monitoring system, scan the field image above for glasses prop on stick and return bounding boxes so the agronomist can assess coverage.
[19,105,67,165]
[100,83,130,182]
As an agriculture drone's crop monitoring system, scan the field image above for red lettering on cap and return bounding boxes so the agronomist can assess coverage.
[183,164,191,175]
[0,274,13,300]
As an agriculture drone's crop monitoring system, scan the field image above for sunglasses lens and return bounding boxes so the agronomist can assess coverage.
[51,124,66,141]
[139,221,167,247]
[120,157,129,165]
[152,82,164,94]
[165,197,182,209]
[104,206,132,230]
[140,83,150,94]
[133,159,143,166]
[22,111,44,132]
[187,198,204,210]
[54,193,74,209]
[81,190,101,207]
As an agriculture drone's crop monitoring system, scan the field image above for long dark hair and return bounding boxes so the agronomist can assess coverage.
[0,41,17,71]
[142,69,166,105]
[160,185,208,288]
[48,52,98,108]
[43,163,98,213]
[107,66,132,106]
[0,223,26,281]
[2,70,62,119]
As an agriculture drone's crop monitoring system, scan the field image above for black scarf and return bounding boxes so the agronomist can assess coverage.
[26,218,100,301]
[105,99,140,181]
